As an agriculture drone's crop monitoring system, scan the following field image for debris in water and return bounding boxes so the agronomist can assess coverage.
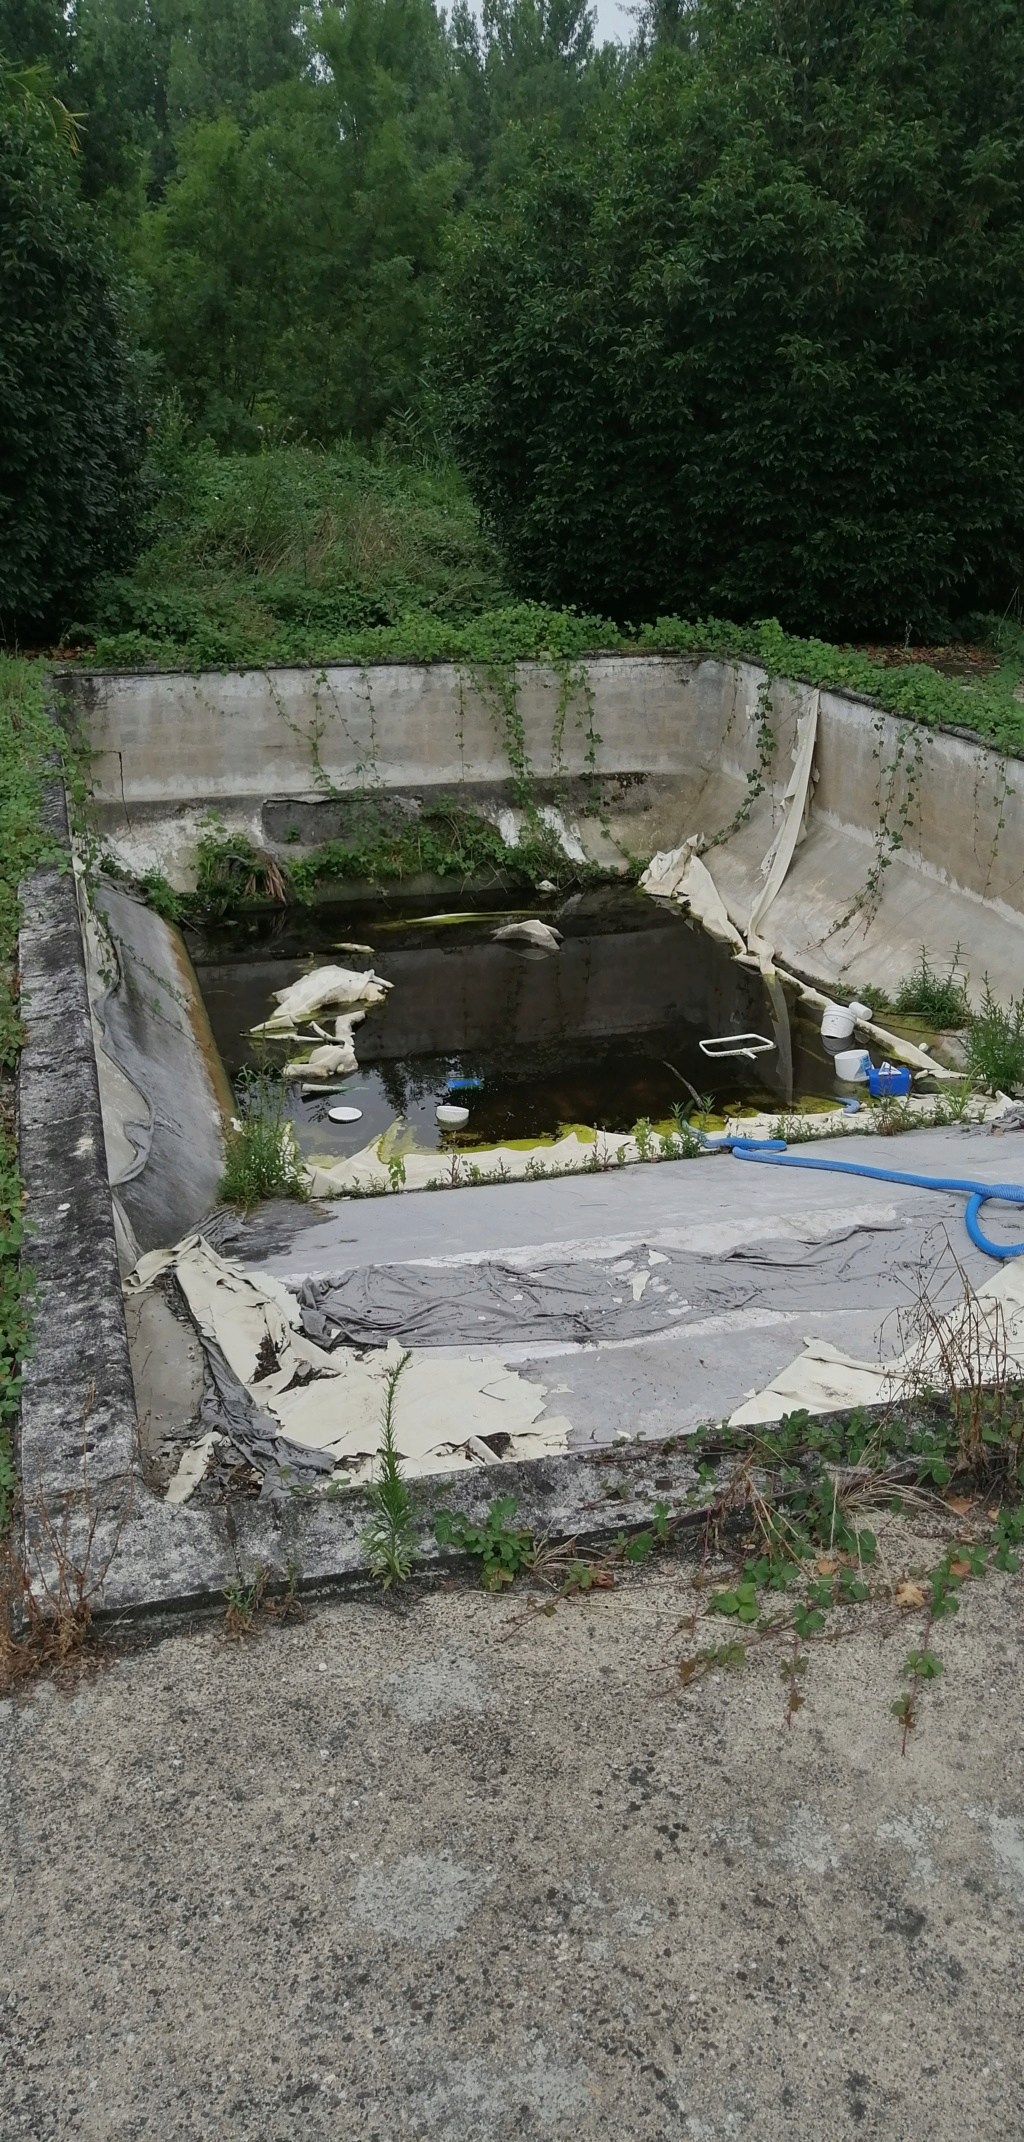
[699,1032,775,1062]
[493,919,563,952]
[285,1035,360,1080]
[255,963,392,1032]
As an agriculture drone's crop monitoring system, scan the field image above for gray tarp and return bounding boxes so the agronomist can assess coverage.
[294,1222,904,1353]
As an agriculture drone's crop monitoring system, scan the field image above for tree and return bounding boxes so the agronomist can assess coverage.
[449,0,617,187]
[0,58,141,637]
[64,0,307,208]
[0,0,69,72]
[139,0,463,442]
[440,0,1024,636]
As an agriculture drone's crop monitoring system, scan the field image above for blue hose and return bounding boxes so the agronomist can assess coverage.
[701,1135,1024,1261]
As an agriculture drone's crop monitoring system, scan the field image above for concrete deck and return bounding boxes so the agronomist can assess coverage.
[219,1124,1024,1451]
[3,1548,1023,2139]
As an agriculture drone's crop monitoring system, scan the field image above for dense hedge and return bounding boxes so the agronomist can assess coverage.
[440,0,1024,638]
[0,71,141,637]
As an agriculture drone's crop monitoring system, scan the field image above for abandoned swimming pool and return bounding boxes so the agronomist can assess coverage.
[189,887,844,1159]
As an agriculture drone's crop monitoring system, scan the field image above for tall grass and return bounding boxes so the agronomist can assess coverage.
[965,981,1024,1094]
[219,1072,308,1210]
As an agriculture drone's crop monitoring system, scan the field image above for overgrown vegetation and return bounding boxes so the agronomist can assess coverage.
[218,1069,308,1209]
[189,806,592,918]
[74,432,512,669]
[964,980,1024,1095]
[443,0,1024,639]
[65,591,1024,765]
[0,658,59,1452]
[7,2,1024,663]
[0,56,141,636]
[1,0,611,639]
[895,947,971,1030]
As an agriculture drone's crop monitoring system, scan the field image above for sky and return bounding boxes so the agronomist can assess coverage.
[593,0,631,39]
[463,0,634,48]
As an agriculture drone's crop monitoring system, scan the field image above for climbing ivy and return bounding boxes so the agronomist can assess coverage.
[79,607,1024,762]
[708,674,777,848]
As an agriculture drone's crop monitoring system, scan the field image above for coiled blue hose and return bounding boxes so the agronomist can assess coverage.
[702,1135,1024,1261]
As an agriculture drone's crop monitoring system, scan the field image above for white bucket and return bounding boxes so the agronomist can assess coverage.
[820,1001,856,1042]
[436,1103,470,1128]
[834,1048,870,1083]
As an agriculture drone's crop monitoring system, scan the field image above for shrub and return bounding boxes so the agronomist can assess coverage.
[0,64,141,639]
[965,982,1024,1094]
[895,949,971,1030]
[440,0,1024,638]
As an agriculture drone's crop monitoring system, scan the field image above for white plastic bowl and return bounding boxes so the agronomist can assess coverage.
[327,1105,363,1123]
[436,1103,470,1128]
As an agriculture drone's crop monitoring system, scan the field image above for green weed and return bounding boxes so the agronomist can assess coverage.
[219,1072,308,1210]
[222,1559,305,1638]
[175,805,592,922]
[0,1431,16,1534]
[434,1493,536,1590]
[362,1352,418,1590]
[965,979,1024,1093]
[71,568,1024,766]
[631,1116,654,1160]
[0,659,63,1485]
[896,946,970,1028]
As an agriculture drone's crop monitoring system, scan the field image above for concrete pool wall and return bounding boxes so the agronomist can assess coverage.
[62,653,1024,1000]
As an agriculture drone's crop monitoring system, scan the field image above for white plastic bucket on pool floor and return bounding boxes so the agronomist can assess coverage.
[821,1001,855,1041]
[834,1048,870,1082]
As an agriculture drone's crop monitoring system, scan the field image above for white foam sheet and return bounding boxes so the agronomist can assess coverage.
[729,1253,1024,1426]
[129,1235,572,1492]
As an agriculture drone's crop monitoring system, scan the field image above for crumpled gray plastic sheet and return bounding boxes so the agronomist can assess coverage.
[200,1337,335,1486]
[294,1222,904,1352]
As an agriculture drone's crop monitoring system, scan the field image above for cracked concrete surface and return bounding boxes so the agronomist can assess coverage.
[3,1554,1023,2140]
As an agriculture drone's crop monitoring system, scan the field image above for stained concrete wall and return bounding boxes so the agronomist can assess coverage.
[61,655,1024,999]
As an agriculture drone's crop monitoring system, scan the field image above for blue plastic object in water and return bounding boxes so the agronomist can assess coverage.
[446,1077,483,1092]
[702,1134,1024,1261]
[867,1064,912,1098]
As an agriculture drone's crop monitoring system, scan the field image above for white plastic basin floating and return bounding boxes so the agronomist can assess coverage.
[436,1103,470,1128]
[327,1105,364,1123]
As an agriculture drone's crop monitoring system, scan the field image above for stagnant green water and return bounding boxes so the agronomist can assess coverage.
[190,887,841,1160]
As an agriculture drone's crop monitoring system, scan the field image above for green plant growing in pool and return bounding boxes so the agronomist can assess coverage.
[177,807,601,921]
[965,980,1024,1093]
[896,946,970,1028]
[219,1071,308,1209]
